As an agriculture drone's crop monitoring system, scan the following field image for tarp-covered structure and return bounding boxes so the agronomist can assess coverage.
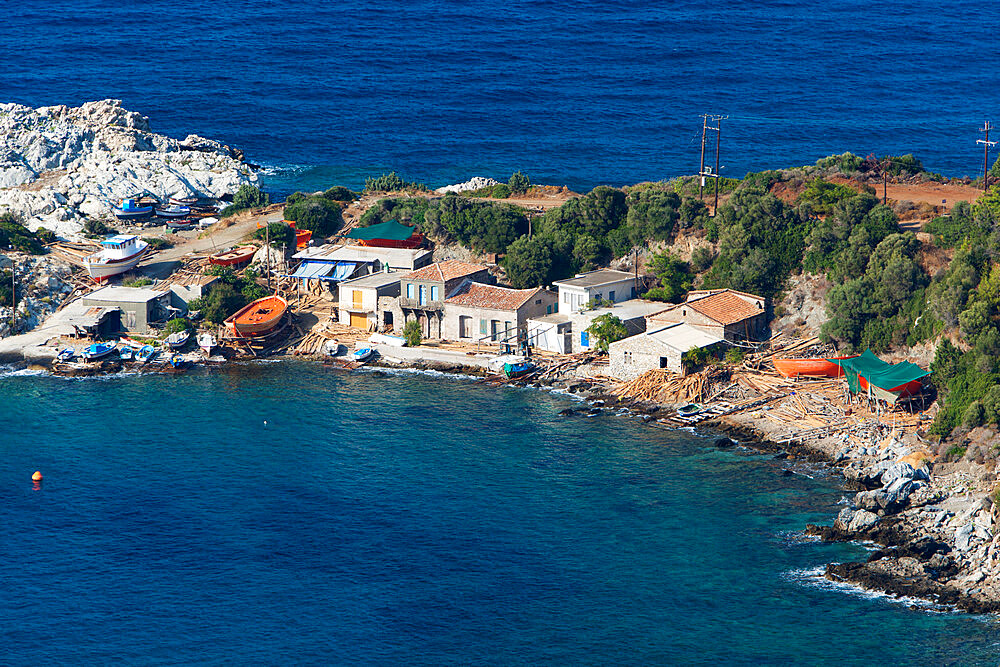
[345,220,422,248]
[828,349,929,403]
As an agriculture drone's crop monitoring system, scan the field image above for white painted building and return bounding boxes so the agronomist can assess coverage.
[527,298,665,354]
[552,269,638,313]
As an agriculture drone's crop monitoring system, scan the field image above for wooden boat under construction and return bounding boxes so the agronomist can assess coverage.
[225,295,288,337]
[209,245,257,266]
[772,355,858,378]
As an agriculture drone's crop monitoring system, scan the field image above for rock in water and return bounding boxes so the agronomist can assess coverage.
[0,99,258,237]
[847,509,880,533]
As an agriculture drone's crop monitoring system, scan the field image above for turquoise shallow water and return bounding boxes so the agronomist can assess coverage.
[2,362,1000,664]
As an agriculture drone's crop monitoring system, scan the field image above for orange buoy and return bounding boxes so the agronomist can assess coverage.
[32,471,43,481]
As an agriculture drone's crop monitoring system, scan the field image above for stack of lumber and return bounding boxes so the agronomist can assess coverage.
[613,366,725,404]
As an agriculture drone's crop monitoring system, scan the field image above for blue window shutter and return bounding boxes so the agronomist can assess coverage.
[406,283,413,299]
[480,319,487,334]
[431,285,439,301]
[581,331,589,346]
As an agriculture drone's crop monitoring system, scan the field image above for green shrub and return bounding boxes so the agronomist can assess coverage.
[200,283,248,324]
[644,251,692,303]
[0,269,14,306]
[34,227,56,244]
[403,319,422,347]
[363,172,428,194]
[323,186,357,202]
[232,184,270,210]
[83,218,113,239]
[124,276,153,288]
[253,221,297,248]
[725,347,746,364]
[492,183,512,198]
[0,214,46,253]
[691,246,714,272]
[946,445,967,460]
[585,314,627,353]
[142,237,173,250]
[508,171,530,194]
[163,318,193,334]
[282,195,343,238]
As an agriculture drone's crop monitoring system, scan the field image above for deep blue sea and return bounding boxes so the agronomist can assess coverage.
[2,363,1000,664]
[4,1,1000,195]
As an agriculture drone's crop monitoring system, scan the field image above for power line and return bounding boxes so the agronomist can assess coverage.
[698,114,728,213]
[978,121,996,192]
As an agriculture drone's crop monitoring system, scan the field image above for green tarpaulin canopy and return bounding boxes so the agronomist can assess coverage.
[827,349,929,399]
[346,220,416,241]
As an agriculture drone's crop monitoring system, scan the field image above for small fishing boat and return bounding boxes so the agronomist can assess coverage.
[80,341,117,361]
[155,205,191,218]
[169,354,184,369]
[112,198,154,220]
[165,330,191,349]
[56,348,75,362]
[209,245,257,267]
[198,332,216,355]
[351,347,375,362]
[169,196,198,207]
[773,355,858,379]
[224,295,288,337]
[197,217,219,229]
[137,345,157,364]
[119,346,134,361]
[83,234,150,280]
[502,360,535,379]
[165,218,196,230]
[677,403,702,416]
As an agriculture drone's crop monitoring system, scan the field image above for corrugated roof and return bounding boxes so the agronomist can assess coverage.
[83,286,168,303]
[686,290,763,325]
[405,260,488,282]
[646,323,724,352]
[445,281,542,311]
[339,271,402,289]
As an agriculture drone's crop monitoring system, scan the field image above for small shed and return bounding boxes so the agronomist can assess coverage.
[81,286,170,334]
[608,323,725,379]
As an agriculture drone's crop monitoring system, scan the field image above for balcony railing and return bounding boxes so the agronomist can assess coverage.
[399,297,445,311]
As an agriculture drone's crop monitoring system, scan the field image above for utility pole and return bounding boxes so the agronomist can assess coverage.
[8,246,14,334]
[979,121,996,192]
[698,114,728,214]
[265,223,272,292]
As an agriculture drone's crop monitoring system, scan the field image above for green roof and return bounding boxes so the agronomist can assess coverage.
[346,220,416,241]
[827,349,929,397]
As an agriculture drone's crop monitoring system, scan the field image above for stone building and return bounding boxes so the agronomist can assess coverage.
[80,286,171,334]
[645,289,767,342]
[441,281,556,346]
[391,260,494,339]
[338,271,401,331]
[608,323,725,379]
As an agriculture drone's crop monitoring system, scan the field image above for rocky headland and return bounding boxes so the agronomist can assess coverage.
[0,99,258,238]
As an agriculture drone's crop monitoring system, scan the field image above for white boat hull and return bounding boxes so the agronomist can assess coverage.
[84,246,150,279]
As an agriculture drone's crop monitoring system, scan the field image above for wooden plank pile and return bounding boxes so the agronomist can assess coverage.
[613,366,726,404]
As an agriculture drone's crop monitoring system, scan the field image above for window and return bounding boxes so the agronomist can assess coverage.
[491,320,500,341]
[505,321,512,337]
[631,286,636,298]
[480,319,487,335]
[609,290,615,302]
[459,316,472,338]
[431,285,439,301]
[563,292,570,303]
[659,357,669,368]
[535,299,541,304]
[419,285,427,305]
[406,283,414,299]
[581,331,590,347]
[624,351,632,364]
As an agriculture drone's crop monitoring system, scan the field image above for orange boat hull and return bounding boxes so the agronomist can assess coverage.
[773,356,858,378]
[210,246,257,266]
[225,295,288,337]
[858,375,923,398]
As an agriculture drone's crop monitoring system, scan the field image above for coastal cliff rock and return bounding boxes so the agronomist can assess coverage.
[0,99,257,237]
[0,252,74,338]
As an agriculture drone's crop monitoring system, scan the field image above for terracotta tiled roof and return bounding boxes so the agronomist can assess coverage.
[686,290,763,325]
[445,281,541,311]
[404,260,488,282]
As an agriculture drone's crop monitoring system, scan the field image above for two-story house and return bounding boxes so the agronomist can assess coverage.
[442,280,557,346]
[552,269,638,313]
[391,260,494,338]
[338,271,401,331]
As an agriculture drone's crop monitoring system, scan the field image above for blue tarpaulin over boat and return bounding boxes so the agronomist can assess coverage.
[290,262,336,280]
[286,260,357,282]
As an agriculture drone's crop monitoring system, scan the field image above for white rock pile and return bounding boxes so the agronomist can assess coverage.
[435,176,499,194]
[0,99,258,238]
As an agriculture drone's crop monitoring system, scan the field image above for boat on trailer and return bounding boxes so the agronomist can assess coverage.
[137,345,157,364]
[155,205,191,218]
[112,199,154,220]
[83,234,150,280]
[165,330,191,350]
[198,332,216,355]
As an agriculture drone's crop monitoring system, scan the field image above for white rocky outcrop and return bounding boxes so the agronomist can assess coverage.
[0,99,258,237]
[435,176,499,194]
